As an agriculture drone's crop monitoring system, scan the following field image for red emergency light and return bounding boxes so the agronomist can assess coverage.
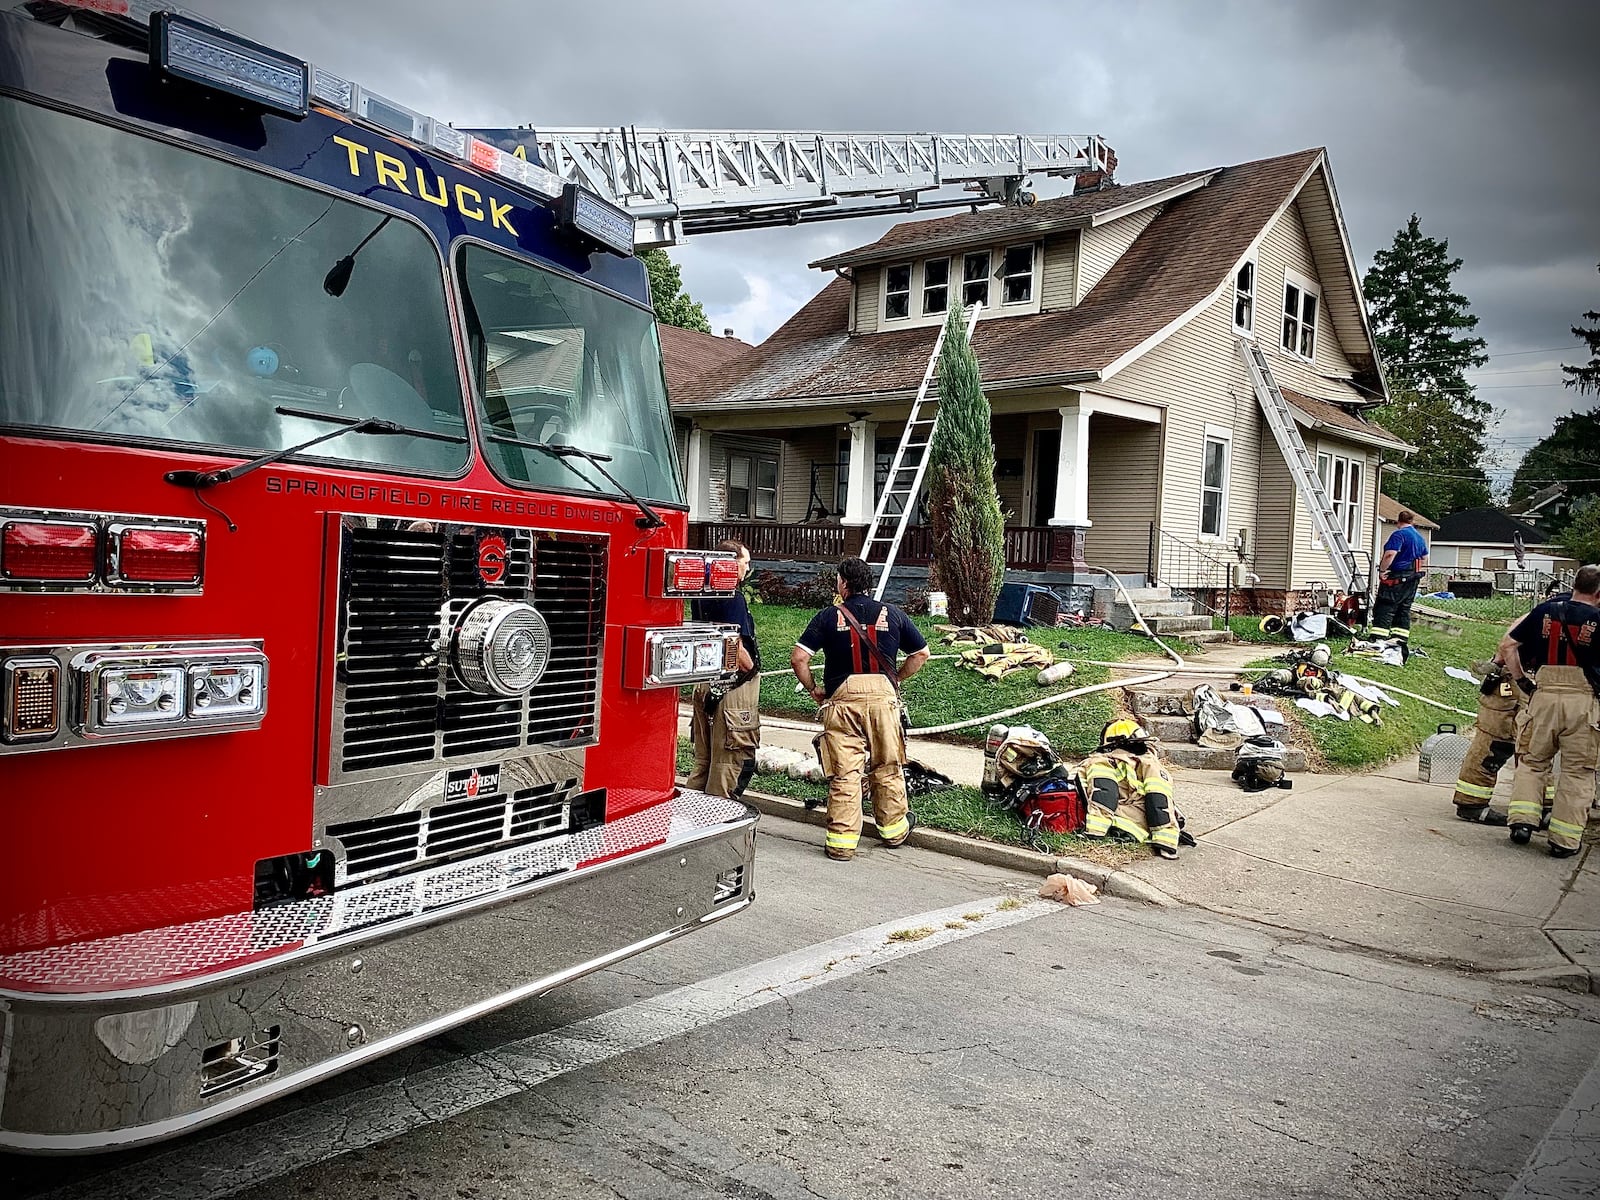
[706,557,742,593]
[110,526,205,586]
[0,520,98,582]
[670,555,706,593]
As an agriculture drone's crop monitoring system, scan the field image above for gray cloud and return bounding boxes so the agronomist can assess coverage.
[200,0,1599,483]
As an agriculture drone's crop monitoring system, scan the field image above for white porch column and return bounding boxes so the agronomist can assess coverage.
[1049,405,1093,528]
[843,418,878,525]
[685,424,713,520]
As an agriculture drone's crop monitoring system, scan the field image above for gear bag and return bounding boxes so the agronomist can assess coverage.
[1015,776,1087,836]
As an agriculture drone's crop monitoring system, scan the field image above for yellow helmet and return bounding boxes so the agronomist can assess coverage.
[1258,615,1286,635]
[1100,718,1151,750]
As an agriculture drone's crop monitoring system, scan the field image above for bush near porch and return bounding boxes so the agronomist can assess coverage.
[1227,615,1510,769]
[749,603,1157,759]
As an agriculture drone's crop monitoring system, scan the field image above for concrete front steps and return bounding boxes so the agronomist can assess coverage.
[1095,585,1235,647]
[1128,686,1309,773]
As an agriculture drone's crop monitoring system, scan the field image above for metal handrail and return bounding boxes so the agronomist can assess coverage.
[1146,524,1233,621]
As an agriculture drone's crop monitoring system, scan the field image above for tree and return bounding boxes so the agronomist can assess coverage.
[1558,497,1600,566]
[640,249,712,333]
[925,305,1005,623]
[1363,214,1493,515]
[1509,407,1600,528]
[1562,263,1600,395]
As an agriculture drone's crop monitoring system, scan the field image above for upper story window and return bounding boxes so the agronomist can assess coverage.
[963,251,991,307]
[885,263,913,321]
[1282,270,1319,360]
[1002,244,1034,304]
[923,258,949,315]
[1233,259,1255,334]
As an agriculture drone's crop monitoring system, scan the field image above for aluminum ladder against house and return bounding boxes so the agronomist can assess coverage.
[463,129,1115,246]
[1237,338,1363,593]
[861,302,984,601]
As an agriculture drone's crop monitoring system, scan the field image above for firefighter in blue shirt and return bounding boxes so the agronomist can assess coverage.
[687,541,760,799]
[790,557,930,861]
[1369,509,1430,644]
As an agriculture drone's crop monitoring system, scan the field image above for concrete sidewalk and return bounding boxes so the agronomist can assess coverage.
[689,704,1600,991]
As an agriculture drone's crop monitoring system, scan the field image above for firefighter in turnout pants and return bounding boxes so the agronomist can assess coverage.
[791,557,930,861]
[1499,565,1600,858]
[1080,719,1183,859]
[1452,664,1520,824]
[688,541,761,798]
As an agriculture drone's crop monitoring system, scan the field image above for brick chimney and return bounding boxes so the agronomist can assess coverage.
[1073,170,1110,194]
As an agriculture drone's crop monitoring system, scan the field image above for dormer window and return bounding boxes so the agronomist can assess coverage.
[962,251,991,307]
[1233,259,1255,334]
[1002,244,1034,304]
[1282,270,1319,360]
[922,258,949,315]
[884,263,912,321]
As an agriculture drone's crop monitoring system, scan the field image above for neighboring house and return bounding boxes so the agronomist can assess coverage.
[1512,483,1571,529]
[669,147,1412,606]
[1376,493,1437,557]
[1431,508,1574,574]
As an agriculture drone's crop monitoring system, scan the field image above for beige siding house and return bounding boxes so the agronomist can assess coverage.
[668,148,1411,610]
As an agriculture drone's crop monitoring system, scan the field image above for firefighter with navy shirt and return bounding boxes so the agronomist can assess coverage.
[1499,564,1600,857]
[790,557,930,861]
[687,541,760,799]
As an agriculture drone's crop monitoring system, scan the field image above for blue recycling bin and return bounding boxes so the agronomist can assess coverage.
[994,583,1062,627]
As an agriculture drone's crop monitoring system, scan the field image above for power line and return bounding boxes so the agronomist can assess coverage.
[1387,345,1573,367]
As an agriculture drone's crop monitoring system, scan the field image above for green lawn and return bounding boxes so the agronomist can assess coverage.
[1228,615,1513,769]
[677,736,1137,863]
[748,603,1158,758]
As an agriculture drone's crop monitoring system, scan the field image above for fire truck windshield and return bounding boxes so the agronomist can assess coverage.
[0,96,468,475]
[458,243,685,506]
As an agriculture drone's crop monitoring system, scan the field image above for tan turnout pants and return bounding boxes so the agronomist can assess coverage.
[1452,681,1518,811]
[816,674,909,859]
[1509,667,1598,851]
[688,675,761,799]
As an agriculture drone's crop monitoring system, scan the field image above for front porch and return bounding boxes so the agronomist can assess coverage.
[686,520,1070,572]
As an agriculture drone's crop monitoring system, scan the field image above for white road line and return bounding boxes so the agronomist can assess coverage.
[47,894,1055,1200]
[1501,1039,1600,1200]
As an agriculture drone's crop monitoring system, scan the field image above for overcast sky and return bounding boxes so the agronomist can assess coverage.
[203,0,1599,486]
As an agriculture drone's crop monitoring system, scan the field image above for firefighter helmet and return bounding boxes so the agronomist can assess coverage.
[1100,718,1152,753]
[1258,615,1286,635]
[1310,643,1332,668]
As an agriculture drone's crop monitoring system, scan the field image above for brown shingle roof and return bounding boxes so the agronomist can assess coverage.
[676,148,1326,409]
[1378,493,1438,530]
[809,169,1216,269]
[1280,386,1411,452]
[658,324,751,397]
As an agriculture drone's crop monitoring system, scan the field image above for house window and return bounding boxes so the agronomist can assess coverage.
[727,452,779,520]
[1233,259,1255,334]
[1315,451,1365,545]
[1200,432,1230,539]
[884,263,912,321]
[1282,272,1319,360]
[922,257,949,315]
[835,438,850,515]
[1001,244,1034,304]
[962,251,991,307]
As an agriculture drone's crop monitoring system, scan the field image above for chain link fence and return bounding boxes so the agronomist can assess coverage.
[1412,567,1573,628]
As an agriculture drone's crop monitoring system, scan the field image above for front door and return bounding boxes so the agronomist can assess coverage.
[1032,429,1059,526]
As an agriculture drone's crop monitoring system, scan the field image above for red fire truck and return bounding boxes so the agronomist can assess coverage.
[0,0,1112,1153]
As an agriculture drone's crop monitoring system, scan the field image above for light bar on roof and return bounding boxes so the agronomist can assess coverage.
[352,85,429,140]
[151,12,308,118]
[560,183,636,256]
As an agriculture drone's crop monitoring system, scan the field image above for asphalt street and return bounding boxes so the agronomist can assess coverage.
[8,825,1600,1200]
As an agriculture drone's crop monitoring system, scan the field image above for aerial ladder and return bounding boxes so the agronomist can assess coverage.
[463,127,1115,247]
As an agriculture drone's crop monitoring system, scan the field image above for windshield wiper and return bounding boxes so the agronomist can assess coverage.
[165,406,467,489]
[488,431,667,529]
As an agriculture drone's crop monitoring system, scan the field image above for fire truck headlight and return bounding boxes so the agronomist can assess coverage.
[188,661,266,721]
[97,665,186,729]
[626,625,742,689]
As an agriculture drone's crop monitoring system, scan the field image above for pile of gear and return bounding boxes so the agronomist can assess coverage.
[1252,644,1388,725]
[981,720,1193,858]
[1189,683,1295,792]
[937,625,1071,684]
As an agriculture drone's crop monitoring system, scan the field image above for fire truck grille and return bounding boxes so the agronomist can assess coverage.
[334,521,606,778]
[327,778,579,884]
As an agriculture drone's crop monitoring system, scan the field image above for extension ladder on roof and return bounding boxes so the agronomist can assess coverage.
[864,303,984,601]
[1238,338,1364,594]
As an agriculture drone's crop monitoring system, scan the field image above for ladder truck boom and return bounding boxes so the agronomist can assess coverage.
[465,127,1117,246]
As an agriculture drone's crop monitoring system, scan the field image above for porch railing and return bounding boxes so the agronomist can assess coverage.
[1147,524,1231,620]
[689,522,1060,571]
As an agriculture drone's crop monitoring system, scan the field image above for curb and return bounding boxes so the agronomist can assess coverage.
[1487,963,1599,996]
[735,786,1178,908]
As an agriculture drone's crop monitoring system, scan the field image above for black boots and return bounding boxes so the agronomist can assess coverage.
[1510,825,1534,846]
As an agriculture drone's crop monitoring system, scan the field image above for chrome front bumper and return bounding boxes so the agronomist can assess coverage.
[0,790,756,1154]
